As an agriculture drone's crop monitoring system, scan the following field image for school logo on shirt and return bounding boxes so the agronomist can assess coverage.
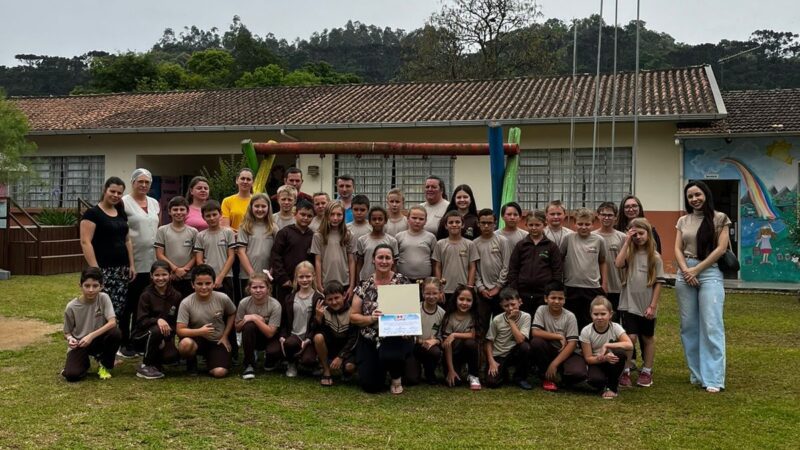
[585,245,598,253]
[217,239,227,247]
[491,245,501,254]
[539,251,550,259]
[459,250,467,257]
[183,240,192,247]
[214,310,223,319]
[95,307,103,317]
[169,306,177,316]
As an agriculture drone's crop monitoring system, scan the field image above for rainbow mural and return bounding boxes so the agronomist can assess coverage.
[720,157,780,220]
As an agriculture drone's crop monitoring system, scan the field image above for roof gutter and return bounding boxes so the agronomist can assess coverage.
[27,113,727,137]
[676,131,800,139]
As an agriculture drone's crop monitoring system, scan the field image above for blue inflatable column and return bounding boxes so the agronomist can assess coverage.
[488,124,505,216]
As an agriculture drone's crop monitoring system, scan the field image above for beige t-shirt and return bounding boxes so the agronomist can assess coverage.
[385,216,409,237]
[474,234,510,291]
[486,311,532,358]
[237,223,275,279]
[619,250,666,317]
[396,230,437,280]
[356,234,398,282]
[236,296,282,327]
[272,212,296,231]
[593,229,627,293]
[310,230,354,286]
[580,322,626,356]
[63,293,115,340]
[495,228,529,249]
[347,221,372,243]
[155,224,198,278]
[422,200,449,234]
[562,233,606,288]
[441,314,475,338]
[420,304,445,340]
[676,211,732,258]
[177,291,236,342]
[532,305,579,350]
[432,238,481,293]
[194,228,236,277]
[545,226,574,250]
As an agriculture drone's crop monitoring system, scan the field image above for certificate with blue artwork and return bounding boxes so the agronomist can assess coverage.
[377,284,422,337]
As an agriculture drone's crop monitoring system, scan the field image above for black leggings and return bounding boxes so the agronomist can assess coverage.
[447,338,480,378]
[131,325,179,367]
[405,343,443,384]
[356,337,413,393]
[530,336,587,384]
[587,350,627,393]
[123,272,150,345]
[485,341,531,388]
[240,322,282,368]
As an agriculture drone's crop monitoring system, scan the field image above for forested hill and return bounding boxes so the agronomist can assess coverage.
[2,14,799,97]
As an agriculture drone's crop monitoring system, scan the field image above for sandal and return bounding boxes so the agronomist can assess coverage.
[320,375,334,387]
[390,378,404,395]
[602,388,618,399]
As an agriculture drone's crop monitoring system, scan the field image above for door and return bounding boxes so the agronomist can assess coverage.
[700,179,740,279]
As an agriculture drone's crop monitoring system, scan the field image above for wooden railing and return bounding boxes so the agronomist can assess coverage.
[1,196,42,274]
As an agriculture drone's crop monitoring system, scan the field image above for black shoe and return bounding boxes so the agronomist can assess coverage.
[116,347,138,359]
[517,379,533,390]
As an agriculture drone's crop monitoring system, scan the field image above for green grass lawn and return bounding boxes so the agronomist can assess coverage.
[1,274,799,449]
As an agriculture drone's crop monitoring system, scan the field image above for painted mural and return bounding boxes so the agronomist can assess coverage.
[684,137,799,282]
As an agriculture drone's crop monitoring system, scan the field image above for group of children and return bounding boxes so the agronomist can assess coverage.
[63,186,666,399]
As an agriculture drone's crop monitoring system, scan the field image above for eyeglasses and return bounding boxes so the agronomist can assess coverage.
[624,205,640,210]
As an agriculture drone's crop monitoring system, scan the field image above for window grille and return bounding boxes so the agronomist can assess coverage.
[9,156,105,208]
[334,155,454,208]
[517,148,632,211]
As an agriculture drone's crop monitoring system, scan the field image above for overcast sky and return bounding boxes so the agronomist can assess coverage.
[2,0,798,67]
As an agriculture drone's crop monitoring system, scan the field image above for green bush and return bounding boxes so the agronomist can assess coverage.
[200,154,247,202]
[36,208,78,226]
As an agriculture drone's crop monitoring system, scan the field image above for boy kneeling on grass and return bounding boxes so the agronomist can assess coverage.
[176,264,236,378]
[312,281,358,386]
[62,267,122,382]
[485,287,532,390]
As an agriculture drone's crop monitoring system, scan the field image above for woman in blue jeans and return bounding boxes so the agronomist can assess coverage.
[674,181,731,393]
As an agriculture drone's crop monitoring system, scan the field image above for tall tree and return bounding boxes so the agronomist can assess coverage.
[0,89,37,185]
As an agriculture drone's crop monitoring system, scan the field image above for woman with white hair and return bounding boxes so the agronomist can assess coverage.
[119,168,161,358]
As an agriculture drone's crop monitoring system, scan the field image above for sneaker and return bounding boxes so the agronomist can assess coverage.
[242,365,256,380]
[636,371,653,387]
[517,380,533,390]
[619,371,632,387]
[116,347,138,359]
[136,364,164,380]
[468,375,482,391]
[602,388,618,399]
[542,380,558,392]
[97,365,112,380]
[286,362,298,378]
[706,386,721,393]
[264,363,278,372]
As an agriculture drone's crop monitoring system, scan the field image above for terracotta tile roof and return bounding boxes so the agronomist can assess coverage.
[677,88,800,135]
[11,65,722,134]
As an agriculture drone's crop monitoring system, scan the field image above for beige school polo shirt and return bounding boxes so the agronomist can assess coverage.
[562,233,606,288]
[177,291,236,342]
[63,293,115,340]
[486,311,532,358]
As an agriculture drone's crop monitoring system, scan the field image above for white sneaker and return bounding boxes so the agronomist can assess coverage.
[286,362,298,378]
[468,375,481,391]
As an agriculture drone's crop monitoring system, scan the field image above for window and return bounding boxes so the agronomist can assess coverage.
[334,155,454,208]
[9,156,105,208]
[517,148,632,210]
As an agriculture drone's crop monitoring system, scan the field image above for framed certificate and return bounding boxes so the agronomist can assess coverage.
[377,284,422,337]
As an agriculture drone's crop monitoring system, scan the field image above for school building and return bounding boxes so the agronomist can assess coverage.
[7,65,798,281]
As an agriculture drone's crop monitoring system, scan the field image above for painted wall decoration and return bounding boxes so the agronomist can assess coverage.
[684,137,799,282]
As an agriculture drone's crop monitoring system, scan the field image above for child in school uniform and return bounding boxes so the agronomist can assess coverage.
[273,185,297,230]
[62,267,121,382]
[474,208,510,334]
[280,261,325,377]
[311,201,356,296]
[562,208,608,330]
[154,195,197,298]
[309,192,330,232]
[433,210,479,306]
[270,200,315,302]
[311,280,358,386]
[544,200,574,249]
[385,188,409,237]
[395,205,437,282]
[236,193,277,300]
[405,277,445,385]
[347,195,372,243]
[507,210,563,315]
[594,202,627,319]
[485,288,533,390]
[530,281,586,391]
[441,285,482,390]
[193,200,236,300]
[579,296,633,399]
[356,206,398,284]
[237,274,283,380]
[615,218,666,388]
[496,202,528,249]
[131,261,183,380]
[176,264,237,378]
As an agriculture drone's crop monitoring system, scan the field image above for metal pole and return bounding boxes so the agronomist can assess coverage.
[591,0,604,207]
[568,20,578,211]
[610,0,619,201]
[632,0,641,196]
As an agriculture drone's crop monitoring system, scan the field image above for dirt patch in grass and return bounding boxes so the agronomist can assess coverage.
[0,316,60,351]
